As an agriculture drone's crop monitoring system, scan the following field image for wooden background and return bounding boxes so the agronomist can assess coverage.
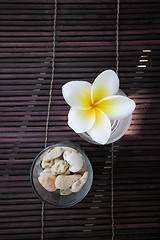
[0,0,160,239]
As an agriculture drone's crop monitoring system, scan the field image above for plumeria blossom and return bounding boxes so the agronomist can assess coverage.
[62,70,136,144]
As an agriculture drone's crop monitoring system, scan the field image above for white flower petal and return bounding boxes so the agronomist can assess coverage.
[68,107,95,133]
[87,109,111,145]
[62,81,92,109]
[96,95,136,120]
[91,70,119,103]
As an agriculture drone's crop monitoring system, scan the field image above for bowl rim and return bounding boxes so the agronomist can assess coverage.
[30,141,93,207]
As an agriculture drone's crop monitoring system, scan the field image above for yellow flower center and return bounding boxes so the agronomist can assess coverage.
[90,102,96,109]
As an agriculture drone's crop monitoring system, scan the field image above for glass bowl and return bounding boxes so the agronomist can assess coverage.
[78,89,132,145]
[30,142,93,208]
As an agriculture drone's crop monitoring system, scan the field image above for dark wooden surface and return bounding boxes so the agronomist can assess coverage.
[0,0,160,239]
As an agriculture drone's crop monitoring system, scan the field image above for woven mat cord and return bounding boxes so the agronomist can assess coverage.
[41,0,57,239]
[111,0,120,239]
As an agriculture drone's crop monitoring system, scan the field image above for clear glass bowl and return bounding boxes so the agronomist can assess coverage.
[78,89,132,145]
[30,142,93,208]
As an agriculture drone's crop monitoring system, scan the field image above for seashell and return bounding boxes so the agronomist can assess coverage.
[43,167,51,172]
[64,151,82,165]
[64,151,83,172]
[69,163,83,173]
[77,160,87,173]
[41,159,54,169]
[71,171,88,192]
[39,149,50,162]
[63,168,70,175]
[61,146,77,153]
[55,174,81,189]
[63,150,71,160]
[43,146,63,162]
[60,188,72,196]
[51,160,69,175]
[38,171,56,192]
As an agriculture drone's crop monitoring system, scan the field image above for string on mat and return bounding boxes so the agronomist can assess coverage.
[111,0,120,240]
[41,1,57,240]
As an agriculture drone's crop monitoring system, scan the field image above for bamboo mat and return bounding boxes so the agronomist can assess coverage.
[0,0,160,239]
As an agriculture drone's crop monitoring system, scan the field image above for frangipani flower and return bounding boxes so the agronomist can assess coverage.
[62,70,136,144]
